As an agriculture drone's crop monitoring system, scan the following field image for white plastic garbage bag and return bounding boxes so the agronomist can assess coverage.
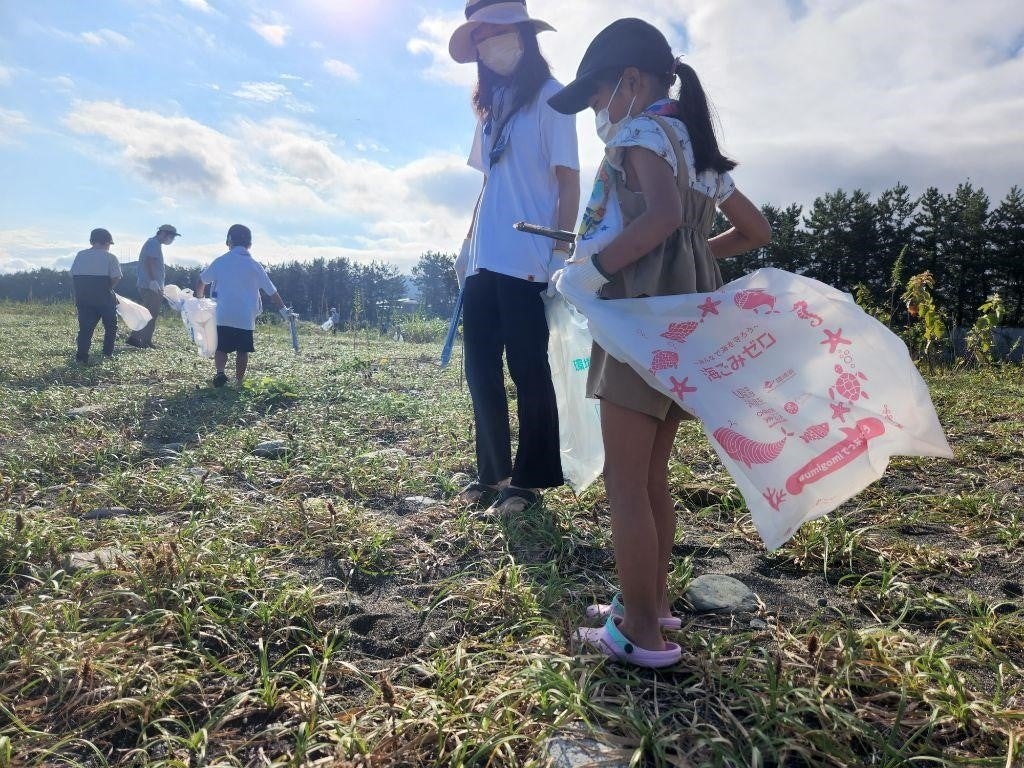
[545,293,604,493]
[162,285,218,358]
[321,319,334,331]
[114,294,152,332]
[557,267,953,550]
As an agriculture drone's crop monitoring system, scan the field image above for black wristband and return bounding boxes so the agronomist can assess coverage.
[592,253,615,281]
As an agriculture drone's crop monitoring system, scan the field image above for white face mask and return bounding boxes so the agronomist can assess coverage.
[477,32,524,76]
[595,76,637,145]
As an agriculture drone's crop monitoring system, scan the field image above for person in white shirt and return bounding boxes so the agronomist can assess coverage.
[70,228,122,363]
[448,0,581,514]
[196,224,291,388]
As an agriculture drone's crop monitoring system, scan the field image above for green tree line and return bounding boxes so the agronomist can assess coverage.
[2,182,1021,325]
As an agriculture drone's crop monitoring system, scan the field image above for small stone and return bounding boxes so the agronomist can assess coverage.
[359,448,408,461]
[67,405,104,418]
[817,597,828,607]
[64,547,128,574]
[404,496,439,509]
[545,726,631,768]
[81,507,140,520]
[252,440,290,459]
[750,618,768,630]
[160,443,185,454]
[684,574,758,614]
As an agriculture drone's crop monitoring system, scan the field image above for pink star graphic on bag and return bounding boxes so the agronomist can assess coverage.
[670,376,697,399]
[821,328,852,354]
[830,401,851,422]
[698,297,722,318]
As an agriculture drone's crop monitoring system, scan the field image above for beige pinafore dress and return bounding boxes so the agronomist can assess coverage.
[586,114,726,421]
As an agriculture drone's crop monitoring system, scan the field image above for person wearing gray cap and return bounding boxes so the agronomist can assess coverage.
[127,224,180,349]
[70,228,122,363]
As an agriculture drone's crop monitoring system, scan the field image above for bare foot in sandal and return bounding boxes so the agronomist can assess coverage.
[486,486,541,515]
[456,478,509,506]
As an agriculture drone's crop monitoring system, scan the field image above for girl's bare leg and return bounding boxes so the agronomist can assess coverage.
[601,399,664,651]
[648,413,683,618]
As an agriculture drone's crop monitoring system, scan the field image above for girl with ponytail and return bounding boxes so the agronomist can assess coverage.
[549,18,772,668]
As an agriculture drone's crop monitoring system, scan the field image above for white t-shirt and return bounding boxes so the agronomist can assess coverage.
[467,78,579,284]
[200,247,277,331]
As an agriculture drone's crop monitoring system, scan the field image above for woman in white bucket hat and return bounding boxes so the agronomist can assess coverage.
[450,0,581,515]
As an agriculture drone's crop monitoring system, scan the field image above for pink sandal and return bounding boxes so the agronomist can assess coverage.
[585,592,683,630]
[575,616,681,669]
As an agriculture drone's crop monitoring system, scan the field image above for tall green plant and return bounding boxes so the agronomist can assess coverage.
[902,271,947,364]
[965,294,1005,366]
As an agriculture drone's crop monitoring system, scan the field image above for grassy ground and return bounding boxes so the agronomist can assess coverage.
[0,301,1022,768]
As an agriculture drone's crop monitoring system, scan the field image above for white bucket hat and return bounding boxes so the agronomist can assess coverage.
[449,0,555,64]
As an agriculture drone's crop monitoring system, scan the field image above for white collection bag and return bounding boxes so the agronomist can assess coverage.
[557,267,953,550]
[321,319,334,331]
[114,294,152,332]
[545,293,604,493]
[162,285,218,359]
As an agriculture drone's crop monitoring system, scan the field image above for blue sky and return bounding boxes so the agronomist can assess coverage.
[1,0,1022,273]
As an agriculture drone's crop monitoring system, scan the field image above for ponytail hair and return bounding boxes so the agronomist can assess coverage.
[662,59,736,174]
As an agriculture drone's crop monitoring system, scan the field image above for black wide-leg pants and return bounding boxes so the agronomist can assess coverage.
[462,269,563,490]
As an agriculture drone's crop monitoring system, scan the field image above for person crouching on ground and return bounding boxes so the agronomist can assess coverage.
[127,224,179,349]
[195,224,291,388]
[70,228,122,364]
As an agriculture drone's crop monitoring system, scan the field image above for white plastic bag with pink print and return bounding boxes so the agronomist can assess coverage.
[556,267,953,550]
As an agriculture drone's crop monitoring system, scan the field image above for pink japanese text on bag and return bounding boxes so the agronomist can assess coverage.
[557,267,953,550]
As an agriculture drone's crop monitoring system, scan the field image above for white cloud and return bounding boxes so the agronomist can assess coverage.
[0,65,13,86]
[232,82,313,113]
[80,28,133,49]
[62,103,477,270]
[410,0,1024,207]
[47,75,76,91]
[323,59,359,82]
[179,0,213,13]
[0,109,30,145]
[249,17,290,47]
[0,229,81,274]
[407,12,475,87]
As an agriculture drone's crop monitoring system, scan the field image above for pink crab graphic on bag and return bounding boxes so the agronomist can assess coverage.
[556,267,953,550]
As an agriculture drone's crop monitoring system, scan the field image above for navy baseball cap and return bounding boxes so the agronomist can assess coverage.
[548,18,675,115]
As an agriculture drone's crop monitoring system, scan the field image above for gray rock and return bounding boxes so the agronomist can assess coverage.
[159,442,186,454]
[64,547,128,573]
[684,574,759,614]
[81,507,140,520]
[359,448,407,461]
[750,618,769,630]
[67,405,104,418]
[253,440,290,459]
[404,496,440,509]
[545,726,631,768]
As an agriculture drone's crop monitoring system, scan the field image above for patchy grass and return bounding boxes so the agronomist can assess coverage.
[0,301,1022,767]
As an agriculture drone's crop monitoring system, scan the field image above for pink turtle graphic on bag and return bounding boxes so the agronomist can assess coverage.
[786,417,886,495]
[734,289,778,314]
[830,365,869,402]
[713,427,786,468]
